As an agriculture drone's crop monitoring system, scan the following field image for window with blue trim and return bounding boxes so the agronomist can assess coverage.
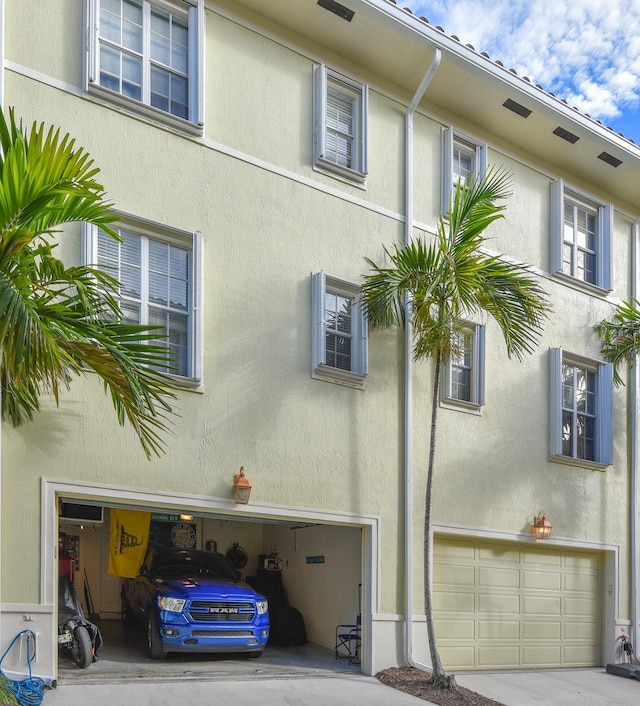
[311,272,367,389]
[313,65,368,184]
[84,219,202,383]
[87,0,203,129]
[441,128,487,216]
[549,348,613,467]
[442,323,485,409]
[550,181,612,292]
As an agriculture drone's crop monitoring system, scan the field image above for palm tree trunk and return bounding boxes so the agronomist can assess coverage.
[424,348,457,689]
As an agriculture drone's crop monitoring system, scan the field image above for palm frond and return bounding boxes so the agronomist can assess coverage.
[595,299,640,385]
[362,168,549,364]
[0,108,177,457]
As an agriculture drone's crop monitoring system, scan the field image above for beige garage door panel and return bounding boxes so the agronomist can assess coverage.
[434,537,602,670]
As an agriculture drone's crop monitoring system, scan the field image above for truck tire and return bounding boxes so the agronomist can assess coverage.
[71,625,93,669]
[148,611,167,660]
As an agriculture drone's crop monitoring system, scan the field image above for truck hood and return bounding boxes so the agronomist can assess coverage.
[154,575,265,601]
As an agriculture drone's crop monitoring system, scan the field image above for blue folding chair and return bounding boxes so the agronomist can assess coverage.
[335,614,361,665]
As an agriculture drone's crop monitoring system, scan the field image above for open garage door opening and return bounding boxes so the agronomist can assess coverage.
[57,500,364,683]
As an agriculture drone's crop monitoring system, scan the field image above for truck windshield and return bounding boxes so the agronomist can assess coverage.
[153,551,239,581]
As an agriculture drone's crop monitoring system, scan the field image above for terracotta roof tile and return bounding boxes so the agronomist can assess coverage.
[384,0,635,147]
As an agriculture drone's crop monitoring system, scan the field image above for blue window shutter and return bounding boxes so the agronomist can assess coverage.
[312,272,327,371]
[549,347,563,457]
[598,361,614,465]
[352,296,368,375]
[476,143,487,180]
[87,0,99,86]
[599,203,613,292]
[476,325,486,406]
[188,2,204,126]
[550,179,564,275]
[441,127,453,216]
[313,65,327,164]
[360,85,369,176]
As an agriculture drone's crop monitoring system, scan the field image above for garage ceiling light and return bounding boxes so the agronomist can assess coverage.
[532,512,552,540]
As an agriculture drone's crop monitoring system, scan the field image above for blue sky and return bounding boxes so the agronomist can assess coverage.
[399,0,640,144]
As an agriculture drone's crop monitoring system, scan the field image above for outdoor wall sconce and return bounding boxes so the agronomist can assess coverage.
[234,467,252,504]
[532,512,553,540]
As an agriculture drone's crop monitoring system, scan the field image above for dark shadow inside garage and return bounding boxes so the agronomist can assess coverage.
[58,502,364,684]
[58,619,361,685]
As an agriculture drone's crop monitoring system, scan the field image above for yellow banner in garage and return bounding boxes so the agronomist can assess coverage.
[108,508,151,578]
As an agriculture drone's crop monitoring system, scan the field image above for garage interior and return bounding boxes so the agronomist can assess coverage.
[58,500,363,683]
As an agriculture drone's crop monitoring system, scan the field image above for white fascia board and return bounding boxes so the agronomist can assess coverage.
[355,0,640,161]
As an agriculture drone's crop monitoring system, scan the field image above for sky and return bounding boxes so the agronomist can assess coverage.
[398,0,640,143]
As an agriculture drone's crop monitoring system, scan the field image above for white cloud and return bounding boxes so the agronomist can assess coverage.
[398,0,640,129]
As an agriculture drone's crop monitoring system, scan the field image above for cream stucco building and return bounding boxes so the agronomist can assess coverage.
[1,0,639,683]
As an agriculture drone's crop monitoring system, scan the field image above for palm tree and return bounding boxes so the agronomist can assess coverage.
[595,300,640,384]
[0,108,176,458]
[361,168,550,689]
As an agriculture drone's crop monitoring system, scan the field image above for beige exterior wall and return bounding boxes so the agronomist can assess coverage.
[1,0,638,679]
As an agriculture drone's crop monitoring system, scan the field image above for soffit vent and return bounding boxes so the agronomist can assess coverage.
[553,126,580,144]
[317,0,355,21]
[503,98,532,118]
[597,151,623,168]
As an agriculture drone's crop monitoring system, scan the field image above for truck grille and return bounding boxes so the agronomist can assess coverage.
[191,630,253,637]
[189,601,256,622]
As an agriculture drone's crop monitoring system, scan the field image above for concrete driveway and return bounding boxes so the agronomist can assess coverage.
[45,621,640,705]
[458,668,639,706]
[41,667,640,706]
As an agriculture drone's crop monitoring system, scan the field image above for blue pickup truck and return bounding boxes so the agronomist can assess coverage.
[121,547,269,659]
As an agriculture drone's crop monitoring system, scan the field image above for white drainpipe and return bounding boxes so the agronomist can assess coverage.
[631,217,640,653]
[403,47,441,671]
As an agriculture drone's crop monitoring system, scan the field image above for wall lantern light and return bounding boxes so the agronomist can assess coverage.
[234,466,252,504]
[532,512,552,540]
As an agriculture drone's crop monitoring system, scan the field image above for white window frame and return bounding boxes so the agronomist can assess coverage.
[549,348,613,469]
[313,65,368,184]
[550,180,612,292]
[83,217,203,387]
[85,0,204,133]
[441,323,485,411]
[312,272,368,389]
[441,127,487,216]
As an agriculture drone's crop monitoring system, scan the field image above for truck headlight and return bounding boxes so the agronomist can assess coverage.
[158,596,186,612]
[256,600,268,615]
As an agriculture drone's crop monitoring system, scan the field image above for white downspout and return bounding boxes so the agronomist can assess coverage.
[631,217,640,653]
[404,47,441,671]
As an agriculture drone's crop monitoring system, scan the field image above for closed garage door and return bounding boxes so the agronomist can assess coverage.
[433,537,602,670]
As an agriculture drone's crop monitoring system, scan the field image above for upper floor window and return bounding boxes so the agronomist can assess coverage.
[84,218,202,383]
[550,180,612,291]
[549,348,613,468]
[441,128,487,215]
[442,324,485,409]
[312,272,367,389]
[313,65,368,184]
[86,0,203,130]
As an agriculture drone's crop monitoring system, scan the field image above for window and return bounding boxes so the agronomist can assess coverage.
[83,219,202,382]
[549,348,613,467]
[441,128,487,215]
[442,324,485,409]
[550,180,612,291]
[313,65,368,183]
[86,0,203,129]
[312,272,367,388]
